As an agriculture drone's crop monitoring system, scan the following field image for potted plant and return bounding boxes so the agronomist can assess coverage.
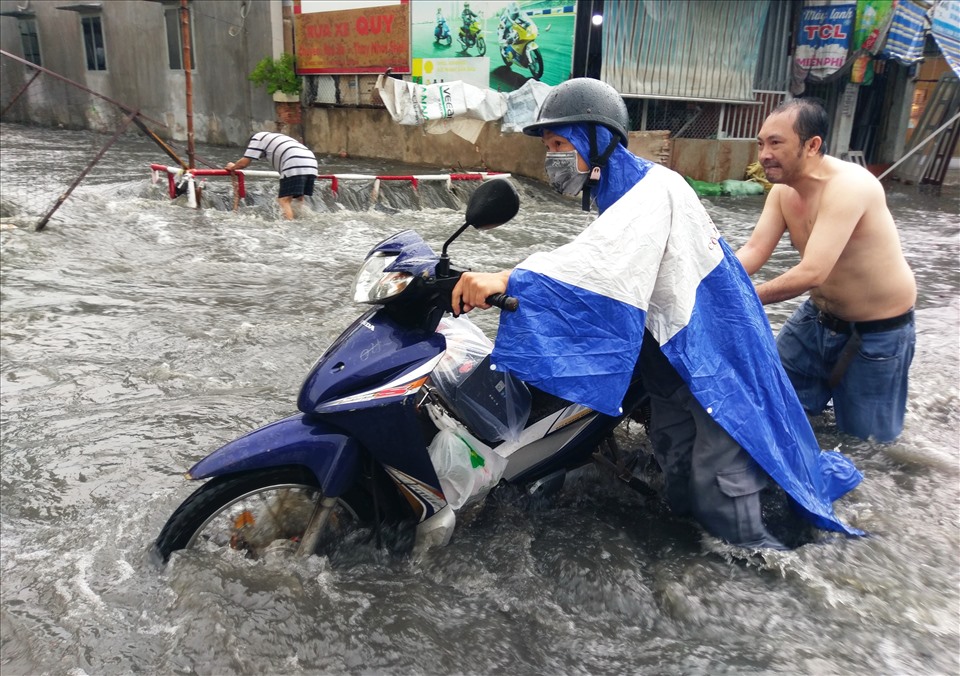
[249,52,301,102]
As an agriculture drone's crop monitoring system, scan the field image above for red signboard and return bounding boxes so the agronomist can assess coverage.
[294,0,411,74]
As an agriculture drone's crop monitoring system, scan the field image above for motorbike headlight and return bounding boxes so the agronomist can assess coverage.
[352,253,415,304]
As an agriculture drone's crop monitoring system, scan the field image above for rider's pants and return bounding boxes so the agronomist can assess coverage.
[647,383,787,549]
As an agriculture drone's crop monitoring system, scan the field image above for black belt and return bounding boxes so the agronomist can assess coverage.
[817,308,914,335]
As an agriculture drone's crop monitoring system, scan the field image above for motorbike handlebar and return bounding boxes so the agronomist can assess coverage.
[486,293,519,312]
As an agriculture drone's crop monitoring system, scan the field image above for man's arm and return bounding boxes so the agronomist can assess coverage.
[752,177,868,305]
[225,157,252,172]
[736,186,786,275]
[451,269,512,316]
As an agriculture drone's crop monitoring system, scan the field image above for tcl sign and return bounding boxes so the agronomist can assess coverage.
[804,24,849,41]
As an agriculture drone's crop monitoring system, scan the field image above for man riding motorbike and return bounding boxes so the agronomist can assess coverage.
[500,1,530,44]
[460,2,479,32]
[435,7,450,43]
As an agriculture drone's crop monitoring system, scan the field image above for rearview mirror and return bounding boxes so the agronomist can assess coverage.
[437,178,521,277]
[465,178,520,230]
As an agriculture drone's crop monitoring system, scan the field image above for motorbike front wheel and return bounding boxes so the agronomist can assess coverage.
[477,37,487,56]
[529,48,544,79]
[152,466,368,564]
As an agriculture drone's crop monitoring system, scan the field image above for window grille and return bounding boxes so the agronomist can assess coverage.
[18,19,41,67]
[164,6,196,70]
[81,16,106,71]
[627,91,786,140]
[721,91,787,140]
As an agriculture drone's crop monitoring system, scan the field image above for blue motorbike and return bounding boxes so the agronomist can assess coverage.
[434,19,452,47]
[152,179,650,565]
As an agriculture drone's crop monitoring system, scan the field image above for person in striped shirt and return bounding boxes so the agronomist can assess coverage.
[226,131,319,220]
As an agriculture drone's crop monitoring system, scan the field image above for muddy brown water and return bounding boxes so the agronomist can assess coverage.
[1,123,957,675]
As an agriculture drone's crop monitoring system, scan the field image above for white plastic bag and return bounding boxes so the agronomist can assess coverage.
[433,315,531,442]
[434,315,493,388]
[375,74,507,143]
[427,408,507,509]
[501,79,553,133]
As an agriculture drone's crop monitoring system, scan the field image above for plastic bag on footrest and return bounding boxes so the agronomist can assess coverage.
[426,407,507,509]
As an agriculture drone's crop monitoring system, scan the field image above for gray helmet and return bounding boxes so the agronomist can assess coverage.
[523,78,630,146]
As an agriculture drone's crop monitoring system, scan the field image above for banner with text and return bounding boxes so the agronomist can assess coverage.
[294,0,411,74]
[794,0,857,82]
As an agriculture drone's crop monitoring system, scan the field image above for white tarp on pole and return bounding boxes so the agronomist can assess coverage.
[375,74,507,143]
[500,79,553,134]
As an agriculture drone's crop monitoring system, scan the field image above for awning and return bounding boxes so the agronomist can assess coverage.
[880,0,927,64]
[930,0,960,78]
[56,3,103,13]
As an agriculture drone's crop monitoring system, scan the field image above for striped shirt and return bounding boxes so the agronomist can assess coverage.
[243,132,318,178]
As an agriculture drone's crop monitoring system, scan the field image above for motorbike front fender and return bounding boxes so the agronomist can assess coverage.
[187,413,360,497]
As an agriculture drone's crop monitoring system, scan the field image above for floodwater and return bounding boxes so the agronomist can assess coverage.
[1,123,958,675]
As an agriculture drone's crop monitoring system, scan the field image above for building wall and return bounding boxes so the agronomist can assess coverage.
[1,1,757,183]
[301,105,673,182]
[0,0,279,146]
[669,139,759,184]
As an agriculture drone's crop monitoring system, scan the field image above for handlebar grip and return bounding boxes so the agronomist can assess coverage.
[486,293,519,312]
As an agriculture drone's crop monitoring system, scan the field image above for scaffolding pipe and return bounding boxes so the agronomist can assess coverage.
[180,0,196,170]
[149,165,508,200]
[37,110,139,232]
[133,117,187,170]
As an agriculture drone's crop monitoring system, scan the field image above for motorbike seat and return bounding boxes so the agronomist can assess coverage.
[525,385,576,425]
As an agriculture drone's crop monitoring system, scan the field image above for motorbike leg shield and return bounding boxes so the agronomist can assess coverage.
[187,413,360,497]
[412,504,456,559]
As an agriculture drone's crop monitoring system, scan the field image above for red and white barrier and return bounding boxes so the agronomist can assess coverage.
[149,164,510,208]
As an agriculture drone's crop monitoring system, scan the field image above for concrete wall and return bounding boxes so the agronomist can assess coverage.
[670,138,758,183]
[0,0,279,146]
[302,105,672,182]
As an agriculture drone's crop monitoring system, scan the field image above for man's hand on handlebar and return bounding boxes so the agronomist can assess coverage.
[451,270,511,316]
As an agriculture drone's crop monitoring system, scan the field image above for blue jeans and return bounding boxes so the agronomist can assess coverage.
[776,299,915,443]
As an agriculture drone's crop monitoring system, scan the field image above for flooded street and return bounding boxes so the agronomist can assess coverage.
[1,123,958,675]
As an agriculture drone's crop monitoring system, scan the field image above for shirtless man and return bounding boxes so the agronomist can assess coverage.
[736,98,916,443]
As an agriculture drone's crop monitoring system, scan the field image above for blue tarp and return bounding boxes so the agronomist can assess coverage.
[881,0,928,64]
[491,124,863,536]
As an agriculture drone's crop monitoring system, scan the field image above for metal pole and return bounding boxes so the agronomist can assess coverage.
[36,110,139,232]
[583,0,594,78]
[180,0,195,170]
[131,117,188,170]
[878,111,960,180]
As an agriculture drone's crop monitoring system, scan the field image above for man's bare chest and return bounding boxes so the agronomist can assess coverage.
[781,192,821,252]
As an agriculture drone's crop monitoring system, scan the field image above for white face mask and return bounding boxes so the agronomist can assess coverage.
[544,151,590,196]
